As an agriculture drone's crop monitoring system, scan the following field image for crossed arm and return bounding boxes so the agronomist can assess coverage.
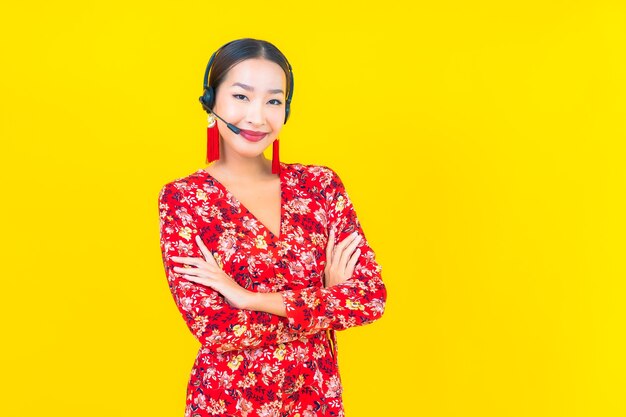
[158,166,386,353]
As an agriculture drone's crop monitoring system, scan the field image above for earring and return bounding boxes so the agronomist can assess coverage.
[206,113,220,164]
[272,138,280,174]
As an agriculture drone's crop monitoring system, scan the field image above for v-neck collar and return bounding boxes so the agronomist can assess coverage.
[196,162,288,242]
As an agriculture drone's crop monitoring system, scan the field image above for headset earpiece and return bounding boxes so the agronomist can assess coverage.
[283,61,294,124]
[199,86,215,113]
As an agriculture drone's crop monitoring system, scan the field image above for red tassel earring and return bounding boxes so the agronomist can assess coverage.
[206,113,220,164]
[272,138,280,174]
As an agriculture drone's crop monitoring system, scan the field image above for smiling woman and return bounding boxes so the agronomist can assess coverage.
[158,38,387,417]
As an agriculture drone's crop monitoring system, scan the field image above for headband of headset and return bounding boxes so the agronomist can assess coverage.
[201,40,294,124]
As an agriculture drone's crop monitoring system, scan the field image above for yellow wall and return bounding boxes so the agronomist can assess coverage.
[1,1,624,416]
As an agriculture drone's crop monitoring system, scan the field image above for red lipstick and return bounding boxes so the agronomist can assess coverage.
[239,129,268,142]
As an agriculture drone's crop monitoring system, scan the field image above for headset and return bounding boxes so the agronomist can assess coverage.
[198,40,294,134]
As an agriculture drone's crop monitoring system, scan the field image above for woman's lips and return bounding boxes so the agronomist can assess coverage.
[239,129,268,142]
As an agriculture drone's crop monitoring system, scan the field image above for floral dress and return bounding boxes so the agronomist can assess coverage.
[158,161,387,417]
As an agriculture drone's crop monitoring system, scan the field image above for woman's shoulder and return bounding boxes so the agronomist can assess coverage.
[287,162,339,187]
[158,168,209,203]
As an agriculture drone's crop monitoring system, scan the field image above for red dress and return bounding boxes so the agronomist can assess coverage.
[158,162,387,417]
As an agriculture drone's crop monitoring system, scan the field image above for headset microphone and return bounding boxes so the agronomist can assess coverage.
[211,111,241,134]
[198,97,241,135]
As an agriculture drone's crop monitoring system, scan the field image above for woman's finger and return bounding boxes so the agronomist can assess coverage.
[173,265,203,278]
[180,273,201,284]
[195,235,217,266]
[170,256,203,266]
[181,273,217,290]
[344,248,361,279]
[326,228,335,262]
[336,231,359,254]
[338,233,362,269]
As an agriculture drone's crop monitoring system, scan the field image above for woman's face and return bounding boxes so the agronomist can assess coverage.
[212,58,287,159]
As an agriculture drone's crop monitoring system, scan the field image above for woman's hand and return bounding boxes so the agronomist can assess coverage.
[324,228,362,288]
[171,235,255,310]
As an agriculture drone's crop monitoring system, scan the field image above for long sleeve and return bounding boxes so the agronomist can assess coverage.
[280,166,387,333]
[158,183,320,354]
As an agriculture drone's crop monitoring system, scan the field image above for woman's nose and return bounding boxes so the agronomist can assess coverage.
[246,100,265,125]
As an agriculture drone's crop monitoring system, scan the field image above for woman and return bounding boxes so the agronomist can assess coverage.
[158,38,387,417]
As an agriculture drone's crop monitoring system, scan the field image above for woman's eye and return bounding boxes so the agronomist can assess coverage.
[232,94,282,105]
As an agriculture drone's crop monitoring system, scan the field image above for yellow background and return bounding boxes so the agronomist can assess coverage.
[1,1,625,416]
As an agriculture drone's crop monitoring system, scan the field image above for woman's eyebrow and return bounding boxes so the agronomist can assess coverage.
[231,82,284,94]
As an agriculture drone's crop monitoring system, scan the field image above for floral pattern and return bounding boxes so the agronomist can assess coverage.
[158,161,387,416]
